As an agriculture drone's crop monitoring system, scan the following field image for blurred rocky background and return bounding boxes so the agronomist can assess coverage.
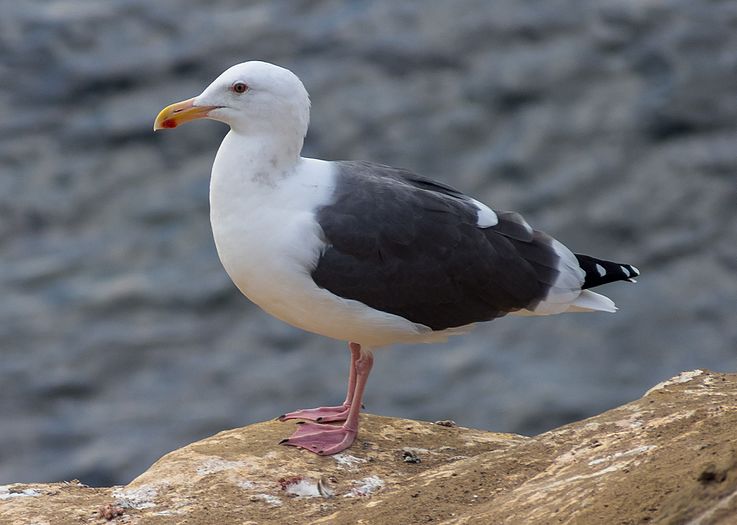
[1,0,735,487]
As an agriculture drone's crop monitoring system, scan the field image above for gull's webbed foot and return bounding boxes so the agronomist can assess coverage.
[279,421,357,455]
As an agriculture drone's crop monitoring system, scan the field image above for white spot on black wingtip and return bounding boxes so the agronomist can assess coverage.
[621,266,631,277]
[626,278,637,283]
[595,263,606,277]
[630,265,640,276]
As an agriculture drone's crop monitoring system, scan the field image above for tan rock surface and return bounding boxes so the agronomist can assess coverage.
[2,369,736,525]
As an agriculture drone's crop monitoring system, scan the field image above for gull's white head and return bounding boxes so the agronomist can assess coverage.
[154,61,310,139]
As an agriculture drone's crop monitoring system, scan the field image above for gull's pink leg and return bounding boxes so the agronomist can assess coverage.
[280,344,373,455]
[278,343,361,423]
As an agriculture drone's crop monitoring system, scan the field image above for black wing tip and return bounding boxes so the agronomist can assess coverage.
[575,254,641,289]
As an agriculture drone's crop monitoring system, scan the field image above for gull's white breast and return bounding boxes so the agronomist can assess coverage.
[208,137,437,347]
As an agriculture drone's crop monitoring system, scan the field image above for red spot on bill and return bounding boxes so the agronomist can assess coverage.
[162,119,178,129]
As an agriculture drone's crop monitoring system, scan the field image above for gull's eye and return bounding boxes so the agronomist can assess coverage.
[231,82,248,94]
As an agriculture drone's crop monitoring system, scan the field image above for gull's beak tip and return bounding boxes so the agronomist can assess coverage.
[154,97,209,132]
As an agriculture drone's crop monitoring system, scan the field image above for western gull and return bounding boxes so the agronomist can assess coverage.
[154,61,640,455]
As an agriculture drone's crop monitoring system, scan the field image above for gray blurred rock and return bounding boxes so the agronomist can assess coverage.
[1,0,735,486]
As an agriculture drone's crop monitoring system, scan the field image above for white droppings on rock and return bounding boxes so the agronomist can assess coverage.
[646,370,704,396]
[62,480,86,487]
[588,445,657,466]
[333,453,366,468]
[0,486,41,499]
[284,478,321,498]
[402,447,429,454]
[252,493,282,507]
[614,411,645,429]
[113,485,158,509]
[153,509,186,516]
[555,446,589,466]
[345,475,384,497]
[195,457,246,476]
[645,410,697,428]
[237,478,277,493]
[539,464,621,492]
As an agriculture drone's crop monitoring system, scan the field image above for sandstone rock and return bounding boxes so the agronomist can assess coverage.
[2,370,735,524]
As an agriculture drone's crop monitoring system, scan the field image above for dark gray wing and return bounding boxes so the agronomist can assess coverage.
[311,161,561,331]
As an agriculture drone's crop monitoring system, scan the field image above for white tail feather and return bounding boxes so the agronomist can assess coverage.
[512,290,617,316]
[565,290,617,313]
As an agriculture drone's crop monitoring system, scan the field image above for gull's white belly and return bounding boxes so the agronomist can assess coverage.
[209,156,436,347]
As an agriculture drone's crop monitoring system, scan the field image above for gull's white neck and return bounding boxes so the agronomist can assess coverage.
[213,129,303,186]
[209,128,309,264]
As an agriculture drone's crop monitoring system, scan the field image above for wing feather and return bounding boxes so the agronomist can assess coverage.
[311,161,570,330]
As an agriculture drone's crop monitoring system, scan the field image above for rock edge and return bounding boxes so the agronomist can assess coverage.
[1,369,736,525]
